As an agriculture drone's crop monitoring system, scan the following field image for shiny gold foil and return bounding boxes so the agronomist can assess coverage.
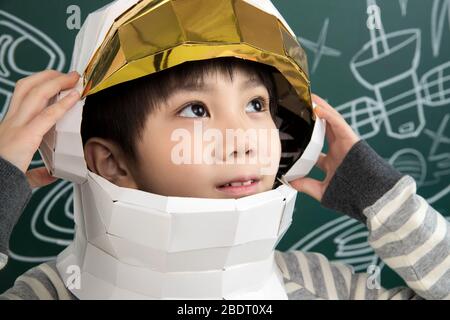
[82,0,312,122]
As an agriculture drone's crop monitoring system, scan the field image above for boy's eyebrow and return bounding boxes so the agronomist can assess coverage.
[173,76,266,93]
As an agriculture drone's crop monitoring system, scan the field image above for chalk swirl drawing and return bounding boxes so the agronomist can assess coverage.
[8,181,74,263]
[0,10,65,119]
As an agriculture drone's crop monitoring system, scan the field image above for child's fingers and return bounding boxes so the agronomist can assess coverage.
[324,117,336,144]
[28,89,80,137]
[7,70,68,119]
[12,72,80,125]
[312,94,355,140]
[312,94,341,118]
[315,152,327,172]
[289,177,324,202]
[26,167,57,188]
[313,98,346,129]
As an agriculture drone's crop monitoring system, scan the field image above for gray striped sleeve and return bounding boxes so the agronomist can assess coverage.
[0,157,32,270]
[364,175,450,300]
[0,260,76,300]
[276,248,426,300]
[277,175,448,300]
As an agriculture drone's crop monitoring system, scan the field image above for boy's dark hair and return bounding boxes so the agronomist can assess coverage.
[81,57,279,163]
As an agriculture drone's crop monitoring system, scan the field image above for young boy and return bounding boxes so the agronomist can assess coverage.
[0,0,449,299]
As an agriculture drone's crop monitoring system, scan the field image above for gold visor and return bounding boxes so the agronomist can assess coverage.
[81,0,314,178]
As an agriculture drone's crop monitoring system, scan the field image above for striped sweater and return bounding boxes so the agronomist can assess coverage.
[0,140,449,299]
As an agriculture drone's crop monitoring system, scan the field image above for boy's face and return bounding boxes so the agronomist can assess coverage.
[129,68,282,199]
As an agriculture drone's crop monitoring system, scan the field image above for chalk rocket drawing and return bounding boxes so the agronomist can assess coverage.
[338,59,450,140]
[337,0,450,140]
[0,10,65,119]
[421,61,450,107]
[350,21,424,139]
[297,18,342,74]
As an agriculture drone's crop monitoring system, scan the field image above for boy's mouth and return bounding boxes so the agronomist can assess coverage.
[216,176,261,197]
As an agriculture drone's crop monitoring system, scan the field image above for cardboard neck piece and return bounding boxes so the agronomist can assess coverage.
[55,171,297,299]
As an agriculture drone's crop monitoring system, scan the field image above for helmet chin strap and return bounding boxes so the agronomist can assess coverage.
[55,172,298,299]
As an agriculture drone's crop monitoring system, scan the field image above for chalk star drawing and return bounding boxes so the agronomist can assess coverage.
[297,18,341,74]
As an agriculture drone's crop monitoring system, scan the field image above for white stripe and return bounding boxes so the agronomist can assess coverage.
[315,253,339,299]
[17,275,53,300]
[285,281,302,294]
[377,289,392,300]
[407,255,450,293]
[370,197,427,249]
[383,213,448,268]
[274,252,290,280]
[370,182,416,231]
[1,293,23,300]
[390,291,405,300]
[294,251,315,295]
[353,275,367,300]
[38,264,72,300]
[0,253,7,271]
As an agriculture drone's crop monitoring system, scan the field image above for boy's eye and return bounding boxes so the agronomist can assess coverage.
[178,103,209,118]
[246,97,267,113]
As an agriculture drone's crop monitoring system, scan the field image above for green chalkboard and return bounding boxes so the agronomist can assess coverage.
[0,0,449,293]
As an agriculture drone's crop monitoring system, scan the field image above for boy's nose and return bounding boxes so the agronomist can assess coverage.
[220,130,258,163]
[214,108,258,163]
[227,139,254,160]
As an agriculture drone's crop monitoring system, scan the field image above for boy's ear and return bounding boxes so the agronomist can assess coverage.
[84,138,138,189]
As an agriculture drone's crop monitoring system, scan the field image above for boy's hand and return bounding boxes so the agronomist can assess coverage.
[0,70,80,187]
[289,94,361,202]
